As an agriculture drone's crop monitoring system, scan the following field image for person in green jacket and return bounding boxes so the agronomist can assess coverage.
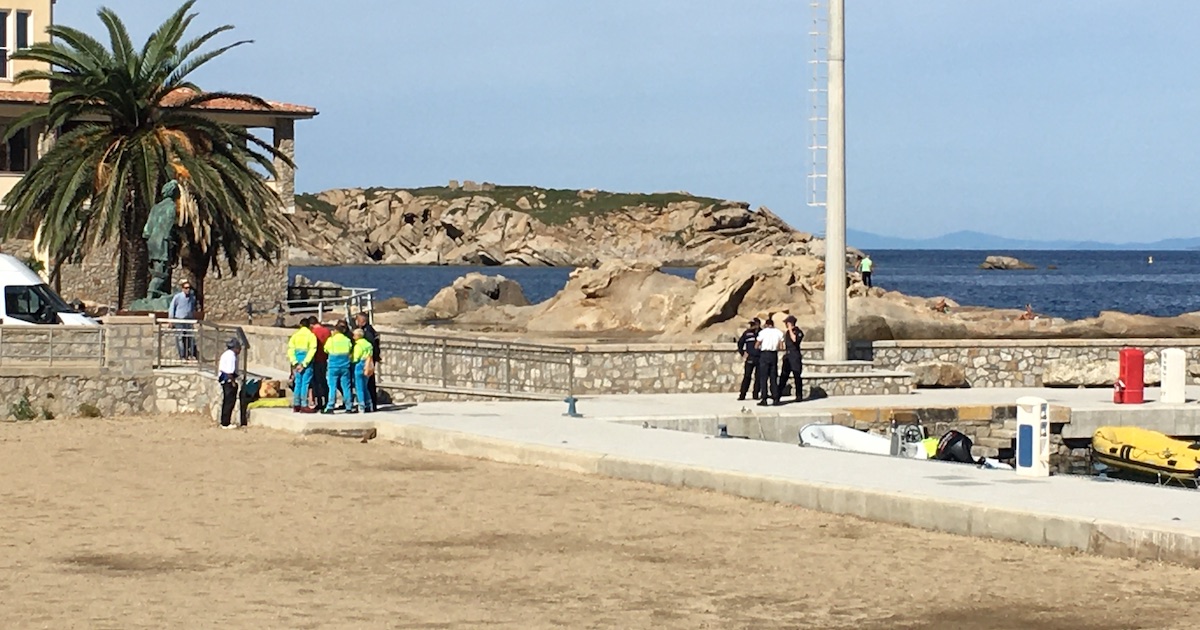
[351,328,375,413]
[287,321,317,412]
[322,322,354,414]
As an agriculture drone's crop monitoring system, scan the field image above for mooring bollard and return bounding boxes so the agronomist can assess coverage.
[563,395,582,418]
[716,423,731,439]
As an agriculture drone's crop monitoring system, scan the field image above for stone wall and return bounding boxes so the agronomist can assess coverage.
[860,338,1200,388]
[11,238,287,321]
[0,367,219,421]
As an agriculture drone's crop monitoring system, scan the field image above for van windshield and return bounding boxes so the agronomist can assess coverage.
[5,284,73,324]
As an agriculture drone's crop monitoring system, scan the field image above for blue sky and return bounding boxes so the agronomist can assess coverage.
[57,1,1200,242]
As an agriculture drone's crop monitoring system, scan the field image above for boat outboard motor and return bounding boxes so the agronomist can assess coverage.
[935,430,979,465]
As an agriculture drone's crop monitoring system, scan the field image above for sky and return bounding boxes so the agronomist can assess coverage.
[54,1,1200,243]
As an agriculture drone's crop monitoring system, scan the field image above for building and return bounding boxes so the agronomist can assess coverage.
[0,0,318,319]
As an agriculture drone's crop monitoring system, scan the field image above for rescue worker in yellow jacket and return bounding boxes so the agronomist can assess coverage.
[287,320,318,412]
[321,322,354,414]
[351,328,375,413]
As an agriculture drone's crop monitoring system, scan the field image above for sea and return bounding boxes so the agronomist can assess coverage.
[290,249,1200,320]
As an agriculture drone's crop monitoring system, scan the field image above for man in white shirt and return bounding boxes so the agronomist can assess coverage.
[218,338,242,429]
[755,318,785,406]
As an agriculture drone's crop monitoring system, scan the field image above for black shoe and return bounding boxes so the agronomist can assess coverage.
[347,409,359,414]
[774,399,782,405]
[737,395,746,401]
[756,401,768,407]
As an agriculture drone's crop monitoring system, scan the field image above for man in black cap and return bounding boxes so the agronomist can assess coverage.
[779,315,805,403]
[736,318,761,400]
[217,338,242,429]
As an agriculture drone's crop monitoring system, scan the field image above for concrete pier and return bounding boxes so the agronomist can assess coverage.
[250,388,1200,567]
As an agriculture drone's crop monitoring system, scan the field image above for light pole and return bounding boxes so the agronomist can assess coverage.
[823,0,847,362]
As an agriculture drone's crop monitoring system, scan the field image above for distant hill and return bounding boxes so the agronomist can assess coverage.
[847,228,1200,251]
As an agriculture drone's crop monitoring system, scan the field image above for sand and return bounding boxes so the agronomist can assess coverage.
[0,415,1197,629]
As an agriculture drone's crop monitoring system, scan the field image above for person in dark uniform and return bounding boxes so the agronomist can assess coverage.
[755,318,784,406]
[736,318,761,400]
[778,315,805,403]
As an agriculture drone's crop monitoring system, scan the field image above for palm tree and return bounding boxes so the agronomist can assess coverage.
[0,0,290,309]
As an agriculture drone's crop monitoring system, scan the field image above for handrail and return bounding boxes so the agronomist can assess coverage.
[377,331,575,398]
[383,329,575,354]
[284,286,377,322]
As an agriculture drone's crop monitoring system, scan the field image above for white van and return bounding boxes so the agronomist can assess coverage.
[0,254,97,326]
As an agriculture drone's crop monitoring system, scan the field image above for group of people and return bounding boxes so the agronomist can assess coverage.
[737,315,805,406]
[287,312,381,414]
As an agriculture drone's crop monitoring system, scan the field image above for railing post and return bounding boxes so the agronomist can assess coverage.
[505,344,512,393]
[47,327,54,367]
[440,338,448,388]
[568,350,575,396]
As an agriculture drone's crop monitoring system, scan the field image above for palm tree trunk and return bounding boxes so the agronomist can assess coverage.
[118,195,150,310]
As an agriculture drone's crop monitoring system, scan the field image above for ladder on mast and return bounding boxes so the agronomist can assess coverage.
[807,0,830,237]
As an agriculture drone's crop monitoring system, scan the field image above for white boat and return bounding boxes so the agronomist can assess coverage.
[798,423,1012,470]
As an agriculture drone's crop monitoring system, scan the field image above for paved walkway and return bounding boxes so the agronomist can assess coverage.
[250,388,1200,567]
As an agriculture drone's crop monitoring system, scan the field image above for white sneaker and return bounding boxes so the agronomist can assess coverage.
[221,424,238,430]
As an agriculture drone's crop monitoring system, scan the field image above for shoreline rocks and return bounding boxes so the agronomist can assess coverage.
[980,255,1035,270]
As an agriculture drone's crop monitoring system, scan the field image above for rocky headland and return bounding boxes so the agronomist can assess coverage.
[286,184,857,268]
[370,254,1200,343]
[285,183,1199,343]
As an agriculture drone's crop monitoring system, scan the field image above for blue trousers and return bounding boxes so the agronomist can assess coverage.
[292,352,312,407]
[325,363,352,411]
[353,363,374,411]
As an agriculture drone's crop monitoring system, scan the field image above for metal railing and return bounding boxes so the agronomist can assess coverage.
[285,285,377,322]
[0,325,105,367]
[378,331,575,398]
[155,319,250,378]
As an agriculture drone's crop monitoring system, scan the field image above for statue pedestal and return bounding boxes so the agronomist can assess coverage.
[130,296,172,313]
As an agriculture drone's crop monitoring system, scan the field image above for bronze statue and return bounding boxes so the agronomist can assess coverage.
[143,180,180,300]
[129,179,181,312]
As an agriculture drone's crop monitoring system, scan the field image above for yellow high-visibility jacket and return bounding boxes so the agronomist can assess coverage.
[324,333,353,367]
[287,327,317,366]
[352,338,373,364]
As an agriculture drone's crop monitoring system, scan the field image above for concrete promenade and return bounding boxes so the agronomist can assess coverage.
[250,388,1200,567]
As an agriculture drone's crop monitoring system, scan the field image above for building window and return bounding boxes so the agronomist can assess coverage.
[15,11,29,50]
[0,124,30,172]
[0,10,9,79]
[0,10,31,79]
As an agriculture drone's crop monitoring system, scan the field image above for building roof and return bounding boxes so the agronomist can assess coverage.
[0,88,318,118]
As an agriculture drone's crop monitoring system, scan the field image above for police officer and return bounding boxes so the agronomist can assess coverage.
[779,315,805,403]
[736,318,761,400]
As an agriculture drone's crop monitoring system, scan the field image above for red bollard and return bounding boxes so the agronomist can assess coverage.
[1118,348,1145,404]
[1113,380,1124,404]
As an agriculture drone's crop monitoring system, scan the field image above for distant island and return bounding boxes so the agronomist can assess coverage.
[847,228,1200,251]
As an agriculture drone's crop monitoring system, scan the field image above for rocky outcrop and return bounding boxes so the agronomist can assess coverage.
[664,254,823,339]
[287,186,861,268]
[425,272,529,319]
[522,261,696,333]
[980,255,1035,270]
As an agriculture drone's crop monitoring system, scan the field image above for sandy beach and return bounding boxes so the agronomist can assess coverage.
[0,415,1197,629]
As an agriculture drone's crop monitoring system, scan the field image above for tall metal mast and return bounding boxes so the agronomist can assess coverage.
[809,0,847,361]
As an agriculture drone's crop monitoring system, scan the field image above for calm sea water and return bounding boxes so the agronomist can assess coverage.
[291,250,1200,320]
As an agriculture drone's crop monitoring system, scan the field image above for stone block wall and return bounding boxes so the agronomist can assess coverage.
[862,339,1200,388]
[0,368,218,421]
[14,238,288,322]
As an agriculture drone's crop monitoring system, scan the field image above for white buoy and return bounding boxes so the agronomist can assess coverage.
[1148,255,1154,264]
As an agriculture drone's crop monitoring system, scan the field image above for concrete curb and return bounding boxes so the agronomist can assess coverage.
[250,411,1200,567]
